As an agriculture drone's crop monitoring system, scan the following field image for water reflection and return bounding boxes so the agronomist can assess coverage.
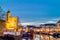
[21,34,60,40]
[0,34,60,40]
[33,34,60,40]
[34,37,41,40]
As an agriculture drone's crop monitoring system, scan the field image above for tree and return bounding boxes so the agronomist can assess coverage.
[0,7,6,29]
[0,7,6,20]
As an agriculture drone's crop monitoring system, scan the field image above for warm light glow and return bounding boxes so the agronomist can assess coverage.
[8,28,14,29]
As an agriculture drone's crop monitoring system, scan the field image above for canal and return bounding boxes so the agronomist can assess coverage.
[0,34,60,40]
[0,35,60,40]
[33,34,60,40]
[21,34,60,40]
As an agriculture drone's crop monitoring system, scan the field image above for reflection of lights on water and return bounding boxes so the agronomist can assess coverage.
[34,37,41,40]
[22,39,26,40]
[22,38,31,40]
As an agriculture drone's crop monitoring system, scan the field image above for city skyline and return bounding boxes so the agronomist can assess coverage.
[0,0,60,25]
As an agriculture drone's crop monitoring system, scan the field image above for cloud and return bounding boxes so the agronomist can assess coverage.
[52,18,60,21]
[21,22,35,26]
[20,20,57,26]
[46,21,56,23]
[19,22,45,26]
[19,18,58,26]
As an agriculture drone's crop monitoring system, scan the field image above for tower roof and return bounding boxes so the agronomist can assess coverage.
[7,11,10,13]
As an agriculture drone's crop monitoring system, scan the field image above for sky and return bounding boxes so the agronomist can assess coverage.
[0,0,60,26]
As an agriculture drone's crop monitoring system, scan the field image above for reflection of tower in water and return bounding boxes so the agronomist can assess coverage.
[6,11,18,31]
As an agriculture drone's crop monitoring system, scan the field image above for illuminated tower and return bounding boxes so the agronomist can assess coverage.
[6,11,18,31]
[7,11,11,20]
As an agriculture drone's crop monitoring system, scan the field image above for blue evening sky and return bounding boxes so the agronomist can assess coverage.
[0,0,60,25]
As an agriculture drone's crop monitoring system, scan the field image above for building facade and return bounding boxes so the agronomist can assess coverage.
[5,11,18,31]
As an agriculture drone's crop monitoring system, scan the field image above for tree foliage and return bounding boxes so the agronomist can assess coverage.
[0,7,6,20]
[0,7,6,28]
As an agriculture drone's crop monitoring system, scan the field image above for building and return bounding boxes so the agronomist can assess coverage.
[5,11,18,31]
[56,20,60,28]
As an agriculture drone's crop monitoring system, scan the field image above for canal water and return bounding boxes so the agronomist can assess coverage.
[2,32,60,40]
[33,34,60,40]
[22,34,60,40]
[0,34,60,40]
